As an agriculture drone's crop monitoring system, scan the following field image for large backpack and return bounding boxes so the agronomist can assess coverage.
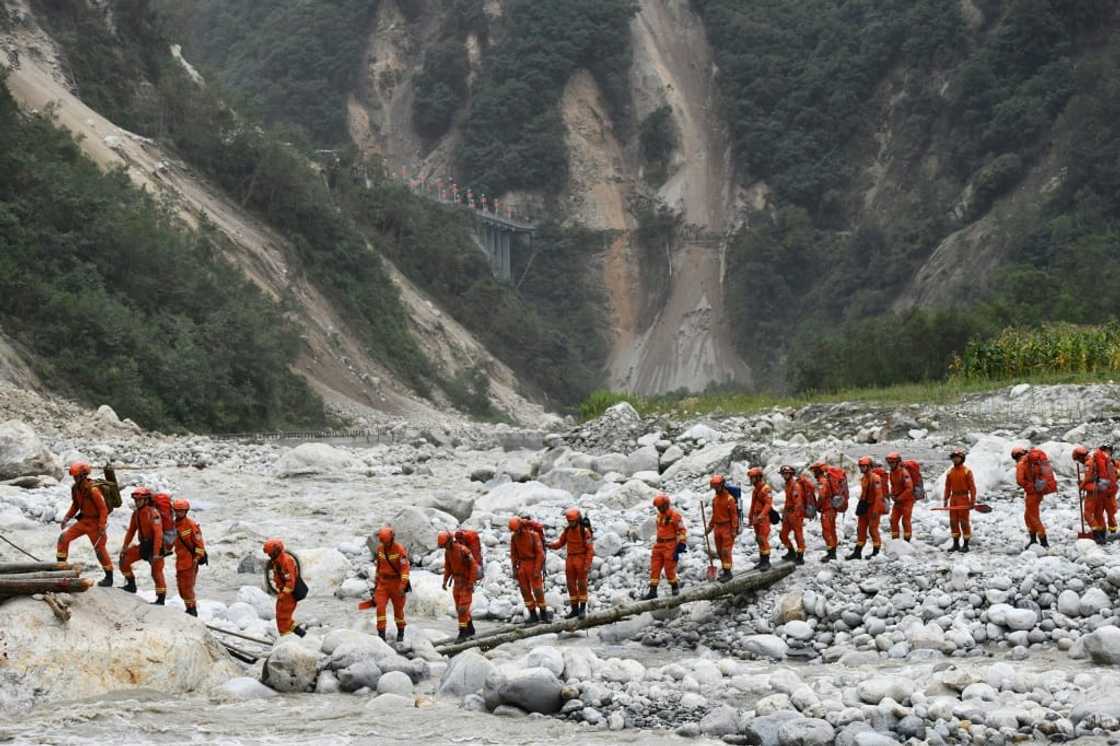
[455,529,484,568]
[1094,450,1118,494]
[871,466,891,506]
[798,474,819,519]
[725,483,744,526]
[92,465,123,512]
[1027,448,1058,495]
[902,460,925,499]
[826,466,850,512]
[151,492,176,556]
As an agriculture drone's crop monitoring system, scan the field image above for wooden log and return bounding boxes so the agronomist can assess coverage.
[0,570,81,581]
[206,624,274,647]
[0,577,94,595]
[434,563,796,656]
[0,562,79,574]
[43,593,71,622]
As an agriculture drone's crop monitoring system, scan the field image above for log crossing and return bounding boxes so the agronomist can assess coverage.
[433,563,795,656]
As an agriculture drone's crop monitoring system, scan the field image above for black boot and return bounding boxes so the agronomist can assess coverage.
[378,629,386,641]
[396,629,405,643]
[641,586,657,601]
[1039,534,1049,548]
[121,577,137,593]
[152,593,166,606]
[293,625,307,638]
[457,627,468,641]
[781,548,795,562]
[527,608,540,624]
[905,535,912,543]
[466,620,476,637]
[577,603,586,619]
[670,583,680,597]
[867,546,879,559]
[794,552,805,566]
[1025,533,1037,550]
[540,609,552,623]
[947,538,960,553]
[186,607,198,617]
[821,549,836,563]
[718,569,733,583]
[566,605,580,619]
[961,538,970,553]
[1096,530,1108,546]
[845,545,863,561]
[757,554,771,570]
[98,570,114,588]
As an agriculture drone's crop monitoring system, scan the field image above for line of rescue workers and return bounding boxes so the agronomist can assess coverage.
[53,443,1120,642]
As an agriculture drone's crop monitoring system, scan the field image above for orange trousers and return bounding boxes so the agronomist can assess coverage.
[649,541,679,584]
[1084,490,1106,532]
[176,565,198,609]
[275,592,298,635]
[1107,488,1118,532]
[515,562,546,609]
[375,580,406,632]
[856,511,882,548]
[452,579,474,630]
[754,521,771,556]
[564,555,591,602]
[712,524,735,570]
[1024,492,1046,537]
[121,545,167,593]
[820,510,838,550]
[948,495,972,539]
[890,499,914,540]
[780,515,805,551]
[57,520,112,571]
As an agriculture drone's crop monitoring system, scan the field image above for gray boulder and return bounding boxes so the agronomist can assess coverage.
[591,453,629,476]
[1081,625,1120,665]
[743,634,789,660]
[0,421,62,480]
[538,468,603,496]
[1071,692,1120,728]
[440,650,496,698]
[700,705,739,736]
[417,491,475,522]
[261,640,321,693]
[625,446,660,475]
[743,711,801,746]
[338,660,382,692]
[778,718,836,746]
[376,670,414,696]
[388,506,457,554]
[496,667,563,714]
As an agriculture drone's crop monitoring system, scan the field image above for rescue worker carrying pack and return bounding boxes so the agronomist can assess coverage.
[778,466,807,565]
[370,527,410,642]
[172,498,206,616]
[510,516,550,623]
[264,538,307,637]
[549,507,594,618]
[1074,445,1115,545]
[810,461,843,562]
[944,449,977,553]
[747,467,773,570]
[886,452,916,543]
[439,530,480,640]
[706,474,740,581]
[847,456,886,560]
[57,461,114,587]
[643,494,687,600]
[119,486,168,604]
[1013,445,1052,550]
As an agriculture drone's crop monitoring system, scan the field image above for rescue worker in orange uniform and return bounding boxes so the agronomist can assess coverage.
[119,486,168,604]
[1102,444,1118,536]
[1012,446,1048,550]
[549,507,594,618]
[371,527,410,642]
[886,452,915,542]
[510,516,550,623]
[1074,445,1113,545]
[706,474,740,581]
[172,498,206,616]
[264,538,306,636]
[57,461,114,587]
[847,456,885,560]
[747,467,773,570]
[439,530,480,640]
[944,449,977,552]
[778,465,806,565]
[810,462,839,562]
[643,494,687,599]
[455,528,485,578]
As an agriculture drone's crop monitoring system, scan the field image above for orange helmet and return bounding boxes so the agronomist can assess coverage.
[709,474,725,489]
[508,516,522,532]
[857,456,873,468]
[950,449,966,461]
[377,527,394,544]
[809,461,826,474]
[1073,445,1089,463]
[263,538,284,557]
[69,461,91,479]
[1010,446,1028,460]
[132,486,152,501]
[172,498,190,512]
[564,507,581,522]
[886,452,901,463]
[653,494,671,509]
[437,530,452,547]
[748,467,764,480]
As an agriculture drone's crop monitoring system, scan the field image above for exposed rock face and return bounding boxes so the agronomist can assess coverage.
[0,420,62,480]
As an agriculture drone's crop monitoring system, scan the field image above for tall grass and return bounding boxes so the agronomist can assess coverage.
[952,323,1120,380]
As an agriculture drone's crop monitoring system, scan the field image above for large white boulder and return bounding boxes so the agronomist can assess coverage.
[595,479,657,510]
[495,667,563,714]
[275,443,355,477]
[1082,625,1120,665]
[439,649,496,698]
[929,435,1012,500]
[404,570,449,619]
[662,443,737,484]
[0,420,62,480]
[388,506,457,554]
[236,585,276,621]
[0,592,237,712]
[262,638,322,693]
[475,481,572,514]
[293,548,351,597]
[743,634,789,661]
[415,491,475,522]
[537,468,604,496]
[625,446,660,476]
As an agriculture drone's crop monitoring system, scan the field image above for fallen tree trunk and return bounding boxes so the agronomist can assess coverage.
[434,563,795,656]
[0,562,80,574]
[206,624,274,648]
[0,570,81,581]
[0,577,94,595]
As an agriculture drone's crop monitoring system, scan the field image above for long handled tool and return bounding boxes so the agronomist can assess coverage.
[1077,463,1094,539]
[931,504,992,513]
[699,501,717,581]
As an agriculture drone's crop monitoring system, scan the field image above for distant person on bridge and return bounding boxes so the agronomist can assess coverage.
[706,475,740,581]
[643,494,686,599]
[549,507,594,618]
[56,461,114,587]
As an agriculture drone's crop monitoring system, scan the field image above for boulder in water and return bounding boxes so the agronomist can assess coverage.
[276,443,355,477]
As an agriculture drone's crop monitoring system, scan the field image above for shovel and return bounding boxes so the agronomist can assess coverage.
[700,501,717,581]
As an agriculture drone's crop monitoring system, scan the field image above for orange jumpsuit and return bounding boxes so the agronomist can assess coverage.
[944,465,977,539]
[649,508,687,584]
[1109,458,1120,533]
[173,515,205,611]
[707,489,740,570]
[749,484,773,556]
[780,478,806,552]
[56,481,113,571]
[1015,457,1046,538]
[444,542,479,632]
[857,471,886,549]
[817,468,845,550]
[374,541,410,633]
[549,523,594,605]
[271,551,301,635]
[888,466,915,540]
[121,504,166,595]
[510,528,546,610]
